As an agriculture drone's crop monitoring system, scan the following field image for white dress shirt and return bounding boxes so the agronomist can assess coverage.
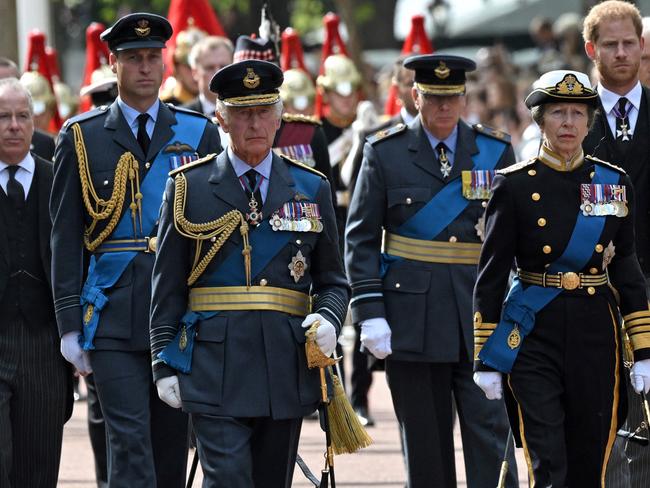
[0,152,35,199]
[117,97,159,139]
[598,82,642,139]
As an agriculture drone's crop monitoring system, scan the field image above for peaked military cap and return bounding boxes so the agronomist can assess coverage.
[101,13,172,52]
[525,70,598,108]
[404,54,476,96]
[209,59,283,107]
[233,35,278,64]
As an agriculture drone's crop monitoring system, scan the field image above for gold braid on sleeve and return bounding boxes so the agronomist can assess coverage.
[173,172,252,287]
[72,123,139,251]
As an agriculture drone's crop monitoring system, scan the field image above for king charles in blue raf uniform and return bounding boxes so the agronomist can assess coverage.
[149,59,349,488]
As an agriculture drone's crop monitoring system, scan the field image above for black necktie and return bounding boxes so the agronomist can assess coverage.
[6,166,25,209]
[243,169,263,226]
[137,113,151,155]
[436,142,452,179]
[615,97,632,143]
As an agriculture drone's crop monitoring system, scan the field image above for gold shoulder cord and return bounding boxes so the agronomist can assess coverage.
[173,172,252,287]
[72,123,141,251]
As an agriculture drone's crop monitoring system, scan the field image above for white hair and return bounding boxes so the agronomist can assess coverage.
[0,77,34,114]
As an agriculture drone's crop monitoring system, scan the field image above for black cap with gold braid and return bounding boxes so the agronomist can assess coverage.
[524,70,598,109]
[209,59,283,107]
[404,54,476,96]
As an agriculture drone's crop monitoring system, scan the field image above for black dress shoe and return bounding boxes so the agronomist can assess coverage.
[354,406,375,427]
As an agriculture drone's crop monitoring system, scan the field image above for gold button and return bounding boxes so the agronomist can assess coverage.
[590,171,595,178]
[210,236,216,242]
[537,218,546,227]
[595,244,604,253]
[543,245,552,254]
[545,263,550,268]
[395,283,401,288]
[481,201,487,208]
[587,286,596,295]
[296,239,302,245]
[532,193,541,201]
[589,267,598,274]
[260,278,268,286]
[449,236,458,243]
[103,179,109,186]
[406,197,413,205]
[145,162,151,169]
[528,169,537,176]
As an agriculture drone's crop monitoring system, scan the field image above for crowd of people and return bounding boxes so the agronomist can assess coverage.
[3,1,650,487]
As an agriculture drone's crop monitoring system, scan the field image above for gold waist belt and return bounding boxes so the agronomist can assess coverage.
[517,269,608,290]
[383,232,481,265]
[189,286,311,316]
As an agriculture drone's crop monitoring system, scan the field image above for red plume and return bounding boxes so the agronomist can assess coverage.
[79,22,110,113]
[46,46,61,81]
[280,28,307,72]
[315,13,350,118]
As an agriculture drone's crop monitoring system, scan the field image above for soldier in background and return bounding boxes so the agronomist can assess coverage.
[280,68,316,116]
[160,24,205,106]
[19,71,56,135]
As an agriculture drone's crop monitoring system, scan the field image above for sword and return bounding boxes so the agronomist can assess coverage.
[497,428,514,488]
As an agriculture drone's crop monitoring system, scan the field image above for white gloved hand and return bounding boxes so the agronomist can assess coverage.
[60,331,92,376]
[360,317,392,359]
[301,313,337,357]
[156,375,182,409]
[473,371,503,400]
[630,359,650,394]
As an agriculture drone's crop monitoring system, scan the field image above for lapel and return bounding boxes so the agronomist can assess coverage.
[448,121,478,181]
[34,155,53,285]
[260,154,296,218]
[104,102,146,161]
[0,190,7,270]
[208,151,251,214]
[148,103,175,161]
[408,118,443,181]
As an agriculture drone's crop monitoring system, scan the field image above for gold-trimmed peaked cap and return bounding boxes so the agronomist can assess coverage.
[209,59,283,107]
[525,70,598,109]
[100,13,172,52]
[404,54,476,96]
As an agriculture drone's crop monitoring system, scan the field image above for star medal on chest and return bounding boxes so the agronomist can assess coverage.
[289,250,308,282]
[580,183,627,217]
[617,123,632,141]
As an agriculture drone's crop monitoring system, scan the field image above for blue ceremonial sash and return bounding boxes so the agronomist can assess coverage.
[478,164,619,373]
[80,113,207,350]
[159,164,321,373]
[380,134,507,275]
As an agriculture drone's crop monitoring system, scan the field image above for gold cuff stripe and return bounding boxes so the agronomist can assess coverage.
[473,345,484,360]
[384,232,481,265]
[628,334,650,351]
[415,82,466,95]
[474,322,497,331]
[623,310,650,321]
[190,286,311,316]
[625,323,650,333]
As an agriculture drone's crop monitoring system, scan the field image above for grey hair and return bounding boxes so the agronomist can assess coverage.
[0,77,34,114]
[216,99,283,124]
[531,103,597,131]
[188,36,234,70]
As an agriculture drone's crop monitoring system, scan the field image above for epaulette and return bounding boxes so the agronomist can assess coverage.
[585,155,626,174]
[280,154,326,179]
[282,113,322,126]
[497,158,536,175]
[473,123,511,143]
[367,123,407,145]
[169,153,217,177]
[166,103,210,120]
[62,105,109,130]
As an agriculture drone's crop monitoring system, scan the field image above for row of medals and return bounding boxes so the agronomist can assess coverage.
[247,197,324,233]
[581,200,628,217]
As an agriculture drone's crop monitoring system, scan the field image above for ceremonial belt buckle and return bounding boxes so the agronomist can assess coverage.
[144,236,158,254]
[558,271,582,290]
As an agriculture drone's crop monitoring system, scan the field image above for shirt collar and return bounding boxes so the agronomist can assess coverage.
[228,146,273,180]
[598,81,642,115]
[538,142,584,171]
[199,93,216,116]
[400,107,416,125]
[0,152,35,174]
[422,120,458,153]
[117,97,160,128]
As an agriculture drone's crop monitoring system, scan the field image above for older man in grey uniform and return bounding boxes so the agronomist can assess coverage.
[50,13,221,487]
[345,54,517,488]
[150,59,349,487]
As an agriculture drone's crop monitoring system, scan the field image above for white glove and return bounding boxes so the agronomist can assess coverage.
[630,359,650,394]
[60,331,92,376]
[360,317,392,359]
[156,375,182,409]
[301,313,337,357]
[473,371,503,400]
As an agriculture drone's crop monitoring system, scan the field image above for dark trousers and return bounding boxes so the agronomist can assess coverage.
[91,350,189,488]
[86,373,108,487]
[509,295,620,488]
[385,358,517,488]
[350,331,372,409]
[192,414,302,488]
[0,317,68,487]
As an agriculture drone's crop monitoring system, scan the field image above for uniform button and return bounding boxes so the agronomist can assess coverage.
[155,220,159,225]
[590,171,595,178]
[543,245,552,254]
[210,236,216,242]
[395,283,401,288]
[449,236,458,243]
[545,263,550,268]
[103,180,109,186]
[587,286,596,295]
[145,162,151,169]
[481,201,487,208]
[589,267,599,274]
[259,278,268,286]
[406,197,413,205]
[296,239,302,245]
[595,244,604,253]
[531,192,541,201]
[528,169,537,176]
[537,218,546,227]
